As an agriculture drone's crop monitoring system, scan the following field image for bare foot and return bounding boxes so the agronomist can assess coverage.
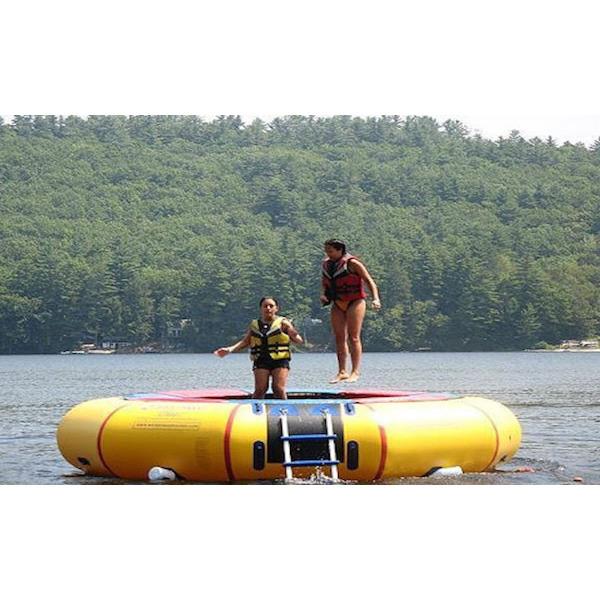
[329,372,349,384]
[345,372,360,383]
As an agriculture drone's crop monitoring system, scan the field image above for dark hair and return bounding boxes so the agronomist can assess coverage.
[259,296,279,308]
[324,238,347,254]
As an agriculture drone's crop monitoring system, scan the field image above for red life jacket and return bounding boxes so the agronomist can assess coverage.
[321,254,367,302]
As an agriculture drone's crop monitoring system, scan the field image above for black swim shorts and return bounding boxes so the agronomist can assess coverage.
[252,357,291,371]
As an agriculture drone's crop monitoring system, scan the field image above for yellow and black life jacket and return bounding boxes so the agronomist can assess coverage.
[249,316,291,361]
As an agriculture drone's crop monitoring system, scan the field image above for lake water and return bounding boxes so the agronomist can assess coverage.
[1,352,598,484]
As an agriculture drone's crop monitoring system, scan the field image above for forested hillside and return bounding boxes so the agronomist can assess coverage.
[1,115,599,353]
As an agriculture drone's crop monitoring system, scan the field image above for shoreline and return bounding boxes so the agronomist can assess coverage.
[525,348,600,353]
[1,348,600,356]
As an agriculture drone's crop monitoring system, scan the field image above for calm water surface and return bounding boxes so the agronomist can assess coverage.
[1,352,598,484]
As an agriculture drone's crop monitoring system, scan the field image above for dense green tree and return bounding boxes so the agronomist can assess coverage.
[0,115,598,352]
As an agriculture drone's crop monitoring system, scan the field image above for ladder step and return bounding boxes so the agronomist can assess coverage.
[280,434,337,441]
[283,459,340,467]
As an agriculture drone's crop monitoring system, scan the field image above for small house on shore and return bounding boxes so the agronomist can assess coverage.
[101,338,133,351]
[559,339,599,350]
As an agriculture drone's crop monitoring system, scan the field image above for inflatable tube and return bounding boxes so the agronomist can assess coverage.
[56,388,521,482]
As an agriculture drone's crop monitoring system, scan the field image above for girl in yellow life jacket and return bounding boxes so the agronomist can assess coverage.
[213,297,304,399]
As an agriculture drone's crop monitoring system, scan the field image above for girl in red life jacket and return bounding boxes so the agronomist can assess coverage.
[213,297,304,399]
[320,239,381,383]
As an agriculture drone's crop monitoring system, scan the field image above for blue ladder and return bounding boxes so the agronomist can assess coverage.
[280,408,340,482]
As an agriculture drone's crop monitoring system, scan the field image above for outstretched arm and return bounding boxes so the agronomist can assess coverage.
[282,319,304,344]
[350,260,381,310]
[213,330,252,357]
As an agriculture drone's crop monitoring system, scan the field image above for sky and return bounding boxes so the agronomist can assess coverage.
[3,2,600,146]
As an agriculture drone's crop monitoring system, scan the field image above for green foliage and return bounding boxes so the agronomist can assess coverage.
[0,115,599,353]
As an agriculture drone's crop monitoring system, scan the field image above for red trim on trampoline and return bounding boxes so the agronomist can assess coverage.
[159,388,251,399]
[126,388,252,402]
[96,405,127,478]
[341,389,415,398]
[365,404,388,480]
[224,404,242,482]
[355,393,451,403]
[137,396,229,403]
[123,388,452,404]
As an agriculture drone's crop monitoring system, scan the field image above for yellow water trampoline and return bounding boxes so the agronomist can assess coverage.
[56,388,521,482]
